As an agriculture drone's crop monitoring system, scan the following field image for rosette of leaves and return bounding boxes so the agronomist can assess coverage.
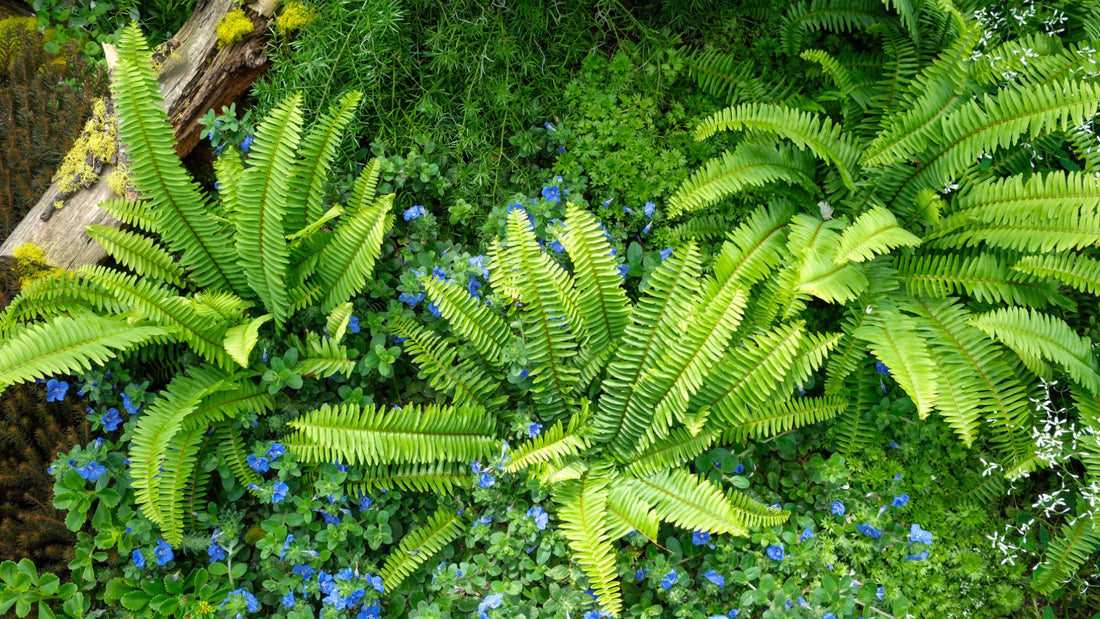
[0,25,394,546]
[284,197,931,613]
[675,0,1100,592]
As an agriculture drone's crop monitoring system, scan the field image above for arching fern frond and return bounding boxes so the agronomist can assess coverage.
[421,275,512,368]
[834,206,920,263]
[381,507,466,591]
[857,307,938,417]
[504,416,588,473]
[605,480,659,542]
[98,197,155,233]
[725,395,847,441]
[182,380,274,431]
[1013,253,1100,295]
[86,225,186,288]
[896,251,1063,308]
[390,317,504,413]
[780,0,888,56]
[313,191,394,313]
[625,428,717,478]
[629,468,756,536]
[155,427,206,544]
[345,462,468,495]
[215,422,262,490]
[561,203,631,356]
[1032,516,1100,595]
[553,472,620,615]
[286,91,362,231]
[709,202,793,292]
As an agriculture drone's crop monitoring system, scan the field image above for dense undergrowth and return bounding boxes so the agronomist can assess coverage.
[2,0,1100,618]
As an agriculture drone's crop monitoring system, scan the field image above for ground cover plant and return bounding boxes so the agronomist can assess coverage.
[3,0,1100,617]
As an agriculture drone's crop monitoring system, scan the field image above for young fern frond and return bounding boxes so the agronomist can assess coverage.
[504,417,588,473]
[560,203,631,356]
[390,317,504,413]
[725,395,847,442]
[345,462,468,495]
[694,103,862,190]
[213,150,244,222]
[0,312,167,389]
[624,428,717,478]
[1032,516,1100,595]
[969,307,1100,395]
[1013,254,1100,295]
[553,473,621,615]
[605,480,660,542]
[189,292,253,322]
[833,206,920,263]
[668,143,818,218]
[113,25,244,293]
[286,403,498,466]
[833,361,882,453]
[286,91,362,231]
[856,307,938,417]
[421,276,512,368]
[801,49,868,107]
[380,507,466,590]
[313,192,394,313]
[85,225,186,288]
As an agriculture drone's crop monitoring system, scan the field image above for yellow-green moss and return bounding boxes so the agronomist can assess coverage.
[275,1,315,36]
[50,98,118,197]
[107,162,132,197]
[12,243,64,287]
[217,10,254,50]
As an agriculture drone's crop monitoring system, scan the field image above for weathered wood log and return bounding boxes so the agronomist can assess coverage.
[0,1,33,18]
[0,0,275,269]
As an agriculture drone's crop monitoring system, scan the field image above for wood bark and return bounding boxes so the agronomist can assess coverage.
[0,0,275,269]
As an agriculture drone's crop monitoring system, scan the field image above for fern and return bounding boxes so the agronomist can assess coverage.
[553,472,621,615]
[896,251,1062,308]
[380,507,466,590]
[313,192,393,313]
[345,462,468,495]
[605,480,660,541]
[725,395,847,441]
[1013,253,1100,295]
[669,143,818,217]
[286,91,362,231]
[833,206,920,263]
[624,429,717,477]
[504,418,587,473]
[856,306,938,417]
[390,317,505,413]
[421,275,512,367]
[215,422,261,491]
[560,204,631,356]
[85,225,186,287]
[780,0,888,55]
[1032,516,1100,594]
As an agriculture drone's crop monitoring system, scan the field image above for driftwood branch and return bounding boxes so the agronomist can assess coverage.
[0,0,275,269]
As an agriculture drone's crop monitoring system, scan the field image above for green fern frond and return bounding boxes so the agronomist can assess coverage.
[896,251,1064,308]
[684,49,800,104]
[113,25,244,293]
[215,422,262,490]
[709,202,793,292]
[725,395,847,442]
[182,380,274,431]
[222,314,271,368]
[189,292,253,322]
[668,214,735,242]
[801,49,868,107]
[832,361,881,453]
[624,428,717,478]
[293,334,355,378]
[390,317,505,413]
[286,402,498,466]
[381,507,466,590]
[504,416,588,473]
[0,312,168,390]
[694,103,862,190]
[724,488,790,529]
[86,225,186,287]
[286,91,362,231]
[236,93,302,326]
[780,0,888,56]
[422,275,512,368]
[970,307,1100,395]
[313,191,394,313]
[834,206,920,263]
[155,426,206,543]
[0,271,123,336]
[181,433,215,530]
[605,479,660,541]
[668,143,818,218]
[788,214,869,305]
[629,468,755,536]
[213,148,244,221]
[1032,516,1100,595]
[561,203,631,355]
[1015,253,1100,295]
[345,462,468,495]
[554,472,621,615]
[98,197,156,233]
[325,302,354,344]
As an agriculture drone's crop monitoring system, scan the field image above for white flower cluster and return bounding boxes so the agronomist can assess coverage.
[1028,378,1077,466]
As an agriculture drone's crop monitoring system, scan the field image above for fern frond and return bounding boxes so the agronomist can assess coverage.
[215,422,262,490]
[98,197,156,233]
[222,314,271,368]
[325,302,354,344]
[504,416,588,473]
[605,479,659,541]
[155,426,206,543]
[561,203,631,355]
[724,488,790,529]
[831,360,881,453]
[668,143,818,218]
[113,25,244,292]
[293,334,356,379]
[182,380,274,431]
[286,91,362,231]
[213,148,244,221]
[896,251,1063,308]
[780,0,888,56]
[345,462,468,495]
[381,507,466,590]
[286,402,498,466]
[1014,253,1100,296]
[390,317,505,413]
[0,312,167,389]
[801,49,869,107]
[313,191,393,313]
[834,206,920,263]
[970,307,1100,395]
[86,225,186,287]
[668,214,735,242]
[422,275,512,368]
[685,50,800,104]
[629,468,757,536]
[1032,516,1100,595]
[553,472,621,615]
[725,395,847,441]
[709,202,793,292]
[189,292,253,322]
[0,271,124,335]
[857,307,936,418]
[788,214,869,305]
[694,103,862,190]
[624,428,717,478]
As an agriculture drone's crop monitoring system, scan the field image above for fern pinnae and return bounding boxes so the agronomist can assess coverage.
[631,468,752,536]
[421,275,512,368]
[182,381,275,431]
[345,462,468,495]
[605,479,660,541]
[624,428,717,477]
[553,472,621,615]
[87,225,186,288]
[709,203,793,292]
[1013,253,1100,295]
[1032,516,1100,594]
[380,507,466,590]
[833,206,920,263]
[560,203,631,355]
[156,426,207,544]
[780,0,888,56]
[725,395,847,442]
[98,197,156,233]
[504,419,587,473]
[856,307,938,417]
[314,193,394,313]
[286,91,363,231]
[390,317,503,412]
[215,422,263,490]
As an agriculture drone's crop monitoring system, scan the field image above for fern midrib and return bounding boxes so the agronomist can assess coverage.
[977,315,1091,370]
[681,158,811,208]
[636,473,740,532]
[923,343,979,442]
[298,420,494,440]
[1035,519,1096,590]
[735,399,837,434]
[573,230,617,351]
[429,279,509,364]
[297,118,344,229]
[628,431,714,475]
[702,327,802,413]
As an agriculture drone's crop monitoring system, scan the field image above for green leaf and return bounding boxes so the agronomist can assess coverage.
[325,302,354,343]
[222,314,272,368]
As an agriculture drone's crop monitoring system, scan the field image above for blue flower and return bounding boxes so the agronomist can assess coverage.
[318,571,335,594]
[618,265,629,278]
[876,585,885,600]
[475,514,493,526]
[398,291,425,306]
[703,569,724,588]
[800,527,815,541]
[519,368,529,378]
[403,205,427,221]
[545,122,555,131]
[910,523,933,545]
[431,265,447,281]
[549,239,566,253]
[278,533,293,561]
[892,494,910,507]
[635,567,648,580]
[154,539,174,566]
[222,588,259,613]
[478,592,504,618]
[348,316,361,334]
[477,472,495,488]
[644,201,655,218]
[875,360,891,376]
[622,205,632,213]
[240,135,253,153]
[905,551,930,561]
[358,604,382,619]
[469,255,489,278]
[734,463,744,474]
[857,524,883,539]
[692,530,710,546]
[45,379,68,402]
[292,564,314,580]
[359,493,373,511]
[428,301,442,318]
[132,549,145,569]
[660,247,673,261]
[368,573,384,593]
[247,455,270,473]
[527,506,548,530]
[824,614,836,619]
[208,542,226,563]
[661,568,677,589]
[766,544,784,560]
[830,501,846,516]
[542,186,561,203]
[468,275,482,299]
[889,441,900,448]
[282,591,295,608]
[528,422,542,438]
[101,408,122,431]
[268,443,285,460]
[76,461,105,481]
[728,612,740,618]
[335,568,355,581]
[394,336,407,344]
[121,391,141,414]
[272,481,289,503]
